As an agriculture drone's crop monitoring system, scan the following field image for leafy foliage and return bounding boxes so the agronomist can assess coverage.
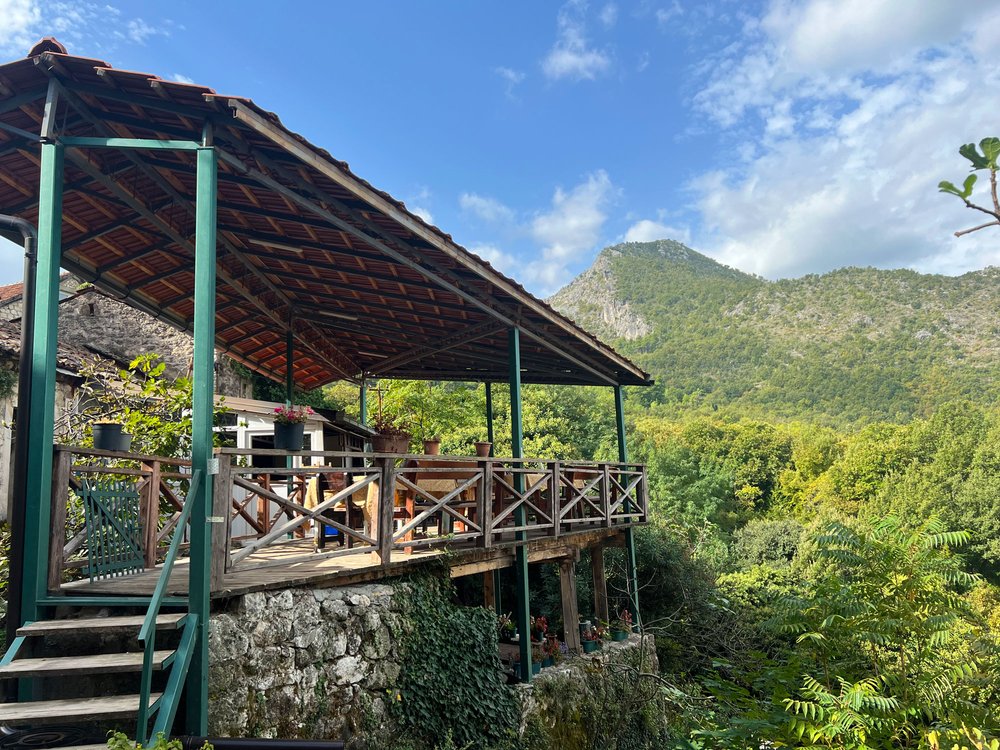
[57,353,231,458]
[392,574,520,750]
[770,517,994,748]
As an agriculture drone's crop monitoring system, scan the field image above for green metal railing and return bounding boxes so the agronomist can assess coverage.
[136,469,202,744]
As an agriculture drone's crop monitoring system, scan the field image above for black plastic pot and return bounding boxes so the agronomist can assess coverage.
[92,422,122,451]
[274,421,305,450]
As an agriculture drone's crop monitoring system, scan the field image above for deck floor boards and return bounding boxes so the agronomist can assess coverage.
[57,527,625,600]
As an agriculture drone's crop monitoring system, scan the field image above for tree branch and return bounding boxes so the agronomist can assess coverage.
[955,221,1000,237]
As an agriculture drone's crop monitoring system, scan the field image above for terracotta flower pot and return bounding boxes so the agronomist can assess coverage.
[373,434,411,454]
[423,438,441,455]
[474,441,492,457]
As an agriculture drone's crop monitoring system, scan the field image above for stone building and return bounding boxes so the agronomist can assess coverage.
[0,273,254,520]
[0,320,86,521]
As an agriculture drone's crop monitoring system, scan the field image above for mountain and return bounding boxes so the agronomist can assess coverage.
[550,240,1000,425]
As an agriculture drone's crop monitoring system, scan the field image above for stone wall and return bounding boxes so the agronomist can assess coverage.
[207,583,407,744]
[207,579,663,749]
[57,284,251,398]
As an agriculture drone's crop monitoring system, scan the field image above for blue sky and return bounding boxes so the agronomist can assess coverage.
[3,0,1000,296]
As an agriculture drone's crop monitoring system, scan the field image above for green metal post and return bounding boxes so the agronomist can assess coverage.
[285,317,294,407]
[184,134,217,735]
[484,382,501,612]
[509,329,531,680]
[284,318,294,488]
[615,384,640,624]
[20,142,63,626]
[485,382,495,455]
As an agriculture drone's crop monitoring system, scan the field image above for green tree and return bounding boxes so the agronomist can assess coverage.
[772,517,995,748]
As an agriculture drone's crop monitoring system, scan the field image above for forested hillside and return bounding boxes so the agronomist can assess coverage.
[551,240,1000,425]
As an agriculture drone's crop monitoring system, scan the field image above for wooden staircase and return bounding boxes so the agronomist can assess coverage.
[0,612,188,740]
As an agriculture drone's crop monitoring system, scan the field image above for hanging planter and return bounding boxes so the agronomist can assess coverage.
[272,405,314,451]
[273,421,305,451]
[92,421,131,452]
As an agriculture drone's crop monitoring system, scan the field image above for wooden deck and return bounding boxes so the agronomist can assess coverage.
[59,527,626,600]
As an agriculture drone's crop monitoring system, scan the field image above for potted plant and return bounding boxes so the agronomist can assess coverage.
[92,419,132,452]
[422,436,441,455]
[371,416,411,454]
[612,609,633,641]
[530,615,549,642]
[497,613,517,644]
[474,440,492,457]
[272,404,314,451]
[541,635,562,667]
[531,643,544,675]
[581,627,600,653]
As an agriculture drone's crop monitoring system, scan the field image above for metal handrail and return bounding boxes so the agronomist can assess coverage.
[136,468,202,742]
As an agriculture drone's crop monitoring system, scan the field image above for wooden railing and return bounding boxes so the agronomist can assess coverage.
[47,446,648,592]
[212,449,648,582]
[48,445,194,590]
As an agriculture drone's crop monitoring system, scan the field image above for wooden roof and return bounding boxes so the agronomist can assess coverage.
[0,45,652,389]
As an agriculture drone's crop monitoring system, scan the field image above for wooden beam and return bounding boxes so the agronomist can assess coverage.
[482,571,496,611]
[369,320,506,375]
[590,544,609,624]
[560,559,582,652]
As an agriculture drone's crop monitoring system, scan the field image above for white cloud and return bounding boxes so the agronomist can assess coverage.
[495,66,525,99]
[470,243,518,276]
[460,193,515,223]
[123,18,166,44]
[0,1,172,56]
[688,0,1000,279]
[542,0,611,82]
[526,170,616,292]
[761,0,979,75]
[171,73,194,84]
[410,207,434,225]
[599,3,618,28]
[655,2,682,29]
[624,219,689,244]
[0,0,41,55]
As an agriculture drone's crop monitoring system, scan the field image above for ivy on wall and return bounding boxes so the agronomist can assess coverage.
[391,573,520,750]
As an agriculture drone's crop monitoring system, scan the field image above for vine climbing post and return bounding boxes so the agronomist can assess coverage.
[615,384,640,624]
[509,329,532,680]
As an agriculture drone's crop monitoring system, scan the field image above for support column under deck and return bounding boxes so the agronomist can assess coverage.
[590,544,609,625]
[559,559,581,652]
[485,382,500,613]
[615,384,640,624]
[509,330,531,680]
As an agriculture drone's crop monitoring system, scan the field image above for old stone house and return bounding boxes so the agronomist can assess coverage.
[0,273,255,520]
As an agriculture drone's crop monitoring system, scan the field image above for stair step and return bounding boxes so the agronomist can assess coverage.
[17,613,185,637]
[0,693,161,724]
[0,650,173,677]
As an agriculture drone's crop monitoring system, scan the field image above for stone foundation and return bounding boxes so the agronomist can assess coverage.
[207,583,408,743]
[207,580,660,749]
